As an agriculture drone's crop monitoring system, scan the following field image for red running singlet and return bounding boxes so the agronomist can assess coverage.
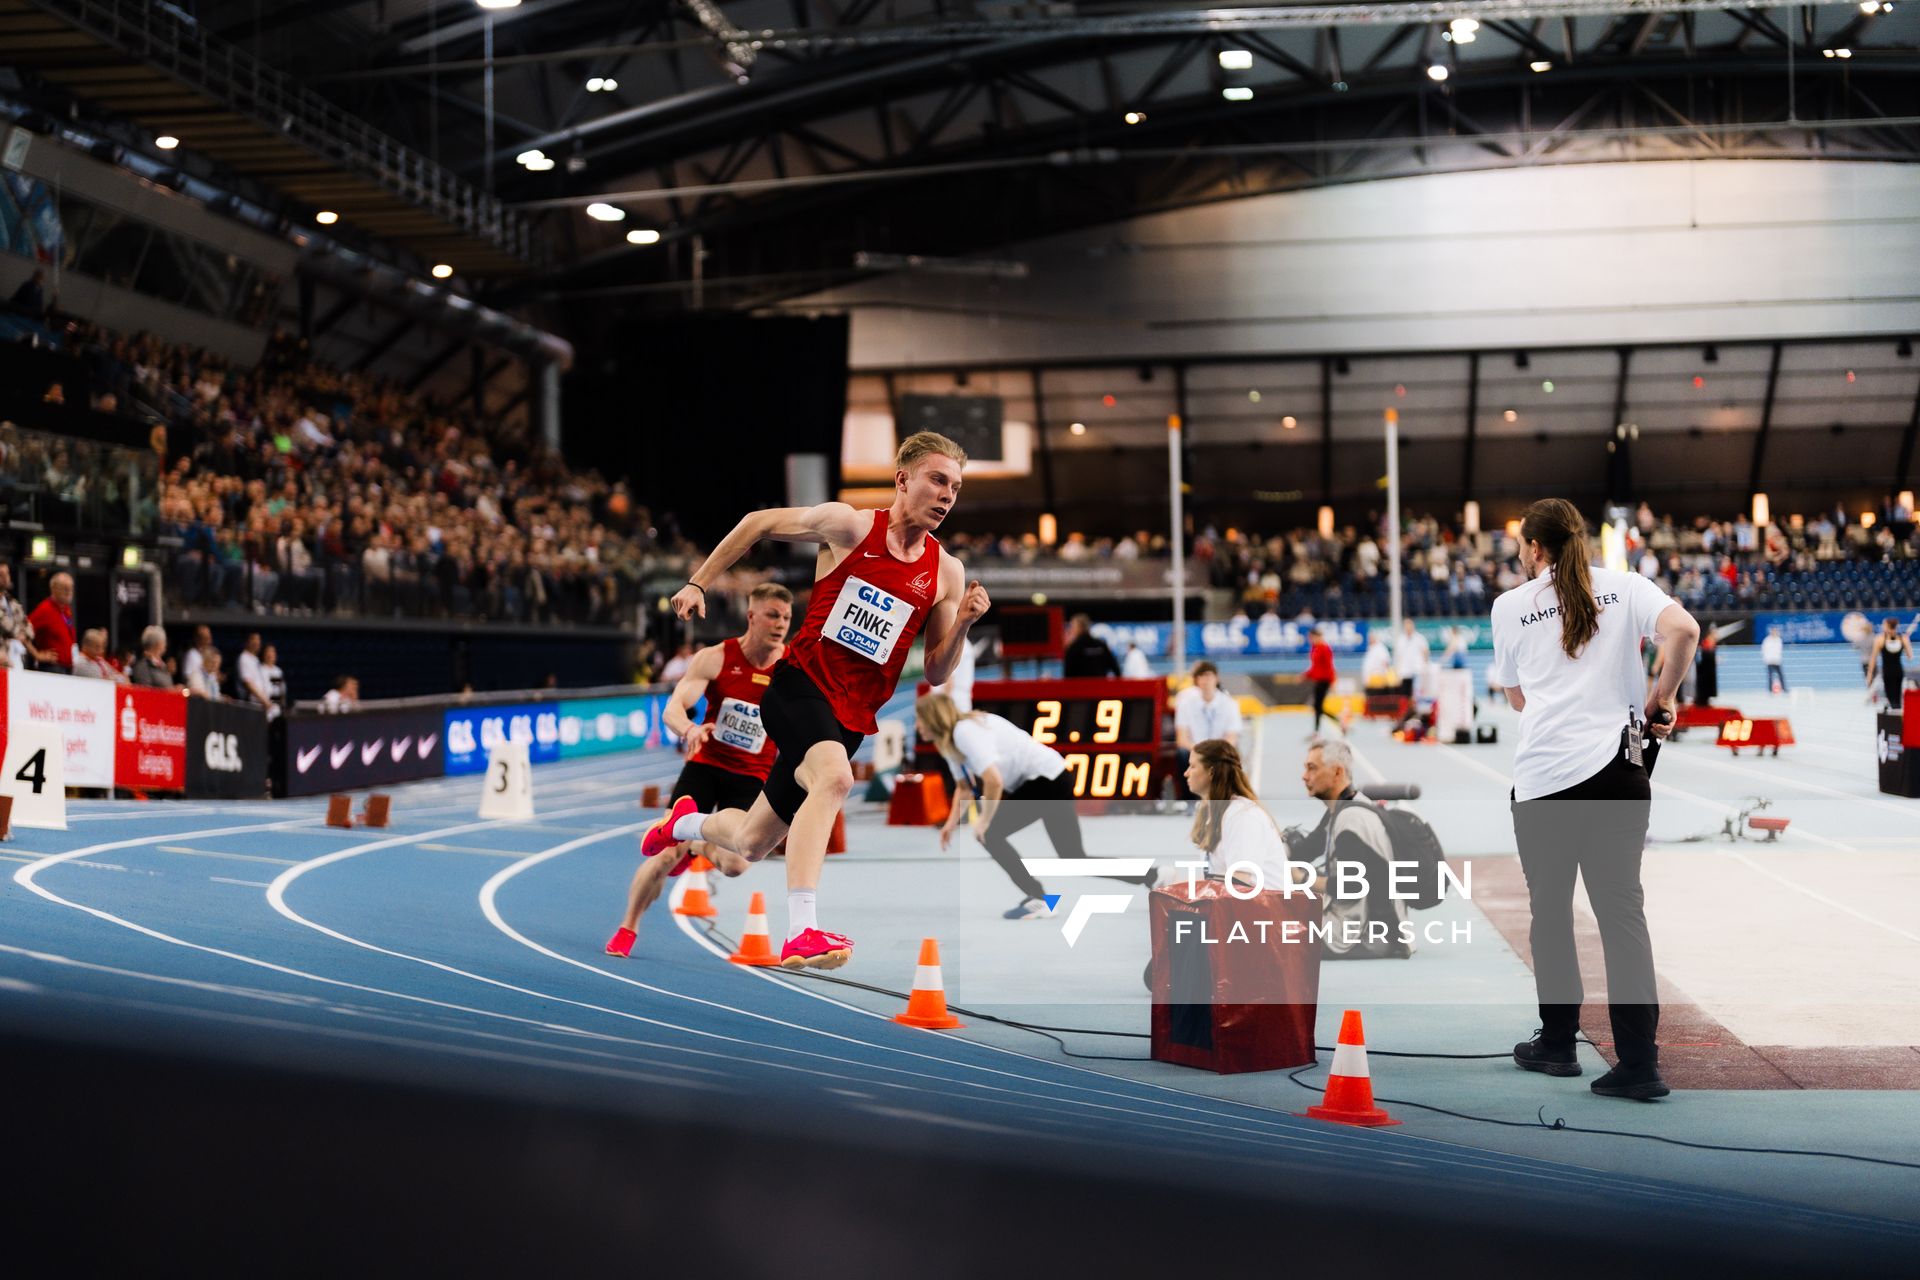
[687,636,780,781]
[784,509,942,735]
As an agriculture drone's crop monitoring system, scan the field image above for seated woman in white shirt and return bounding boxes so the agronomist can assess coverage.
[1183,738,1300,894]
[916,692,1154,920]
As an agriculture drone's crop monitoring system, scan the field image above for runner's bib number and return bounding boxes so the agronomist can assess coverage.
[823,575,912,665]
[714,696,768,753]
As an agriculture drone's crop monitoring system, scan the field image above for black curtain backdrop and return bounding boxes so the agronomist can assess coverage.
[562,314,849,546]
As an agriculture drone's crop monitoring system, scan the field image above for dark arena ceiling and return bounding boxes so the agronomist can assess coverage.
[4,0,1917,323]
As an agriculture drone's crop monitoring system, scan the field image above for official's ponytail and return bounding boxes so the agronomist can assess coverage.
[1520,498,1600,660]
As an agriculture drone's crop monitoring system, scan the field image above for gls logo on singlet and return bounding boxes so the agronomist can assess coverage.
[825,578,911,663]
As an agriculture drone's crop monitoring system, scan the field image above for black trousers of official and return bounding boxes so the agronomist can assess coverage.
[1510,751,1659,1067]
[1310,679,1333,732]
[982,772,1152,901]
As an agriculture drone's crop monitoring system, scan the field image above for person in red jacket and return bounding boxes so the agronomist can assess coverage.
[27,572,77,671]
[1305,625,1337,734]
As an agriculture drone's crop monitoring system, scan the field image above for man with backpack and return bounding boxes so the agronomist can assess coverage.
[1291,737,1444,958]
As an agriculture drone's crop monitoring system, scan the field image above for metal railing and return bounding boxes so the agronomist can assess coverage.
[32,0,542,266]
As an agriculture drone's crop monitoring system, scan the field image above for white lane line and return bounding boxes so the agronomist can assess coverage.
[272,821,1168,1124]
[11,811,792,1075]
[0,940,738,1077]
[158,847,302,866]
[1666,748,1920,819]
[210,877,274,888]
[1436,735,1863,854]
[1718,850,1920,947]
[475,840,1394,1159]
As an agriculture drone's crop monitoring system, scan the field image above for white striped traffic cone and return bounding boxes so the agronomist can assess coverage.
[893,937,963,1030]
[1303,1010,1400,1126]
[727,892,780,966]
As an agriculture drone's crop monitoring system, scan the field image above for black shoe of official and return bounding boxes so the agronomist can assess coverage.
[1513,1032,1582,1077]
[1590,1061,1671,1100]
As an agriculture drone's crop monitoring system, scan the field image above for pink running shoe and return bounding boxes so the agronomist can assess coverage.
[779,928,854,971]
[605,926,637,958]
[639,795,701,875]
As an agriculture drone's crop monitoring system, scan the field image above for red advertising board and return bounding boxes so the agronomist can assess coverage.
[0,671,189,792]
[114,683,188,792]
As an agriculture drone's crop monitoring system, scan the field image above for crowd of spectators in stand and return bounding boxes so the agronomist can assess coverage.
[941,499,1920,617]
[157,328,678,626]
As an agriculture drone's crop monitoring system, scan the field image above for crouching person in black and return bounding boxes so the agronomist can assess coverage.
[1292,737,1413,959]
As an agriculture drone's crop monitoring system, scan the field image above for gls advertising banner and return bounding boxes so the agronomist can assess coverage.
[280,708,446,796]
[186,698,269,799]
[442,703,562,776]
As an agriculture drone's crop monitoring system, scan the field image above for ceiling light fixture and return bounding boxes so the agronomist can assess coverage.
[1069,422,1087,435]
[1123,111,1146,125]
[1449,18,1479,43]
[431,264,454,279]
[1222,86,1253,101]
[1281,415,1298,429]
[315,210,338,225]
[1218,49,1254,70]
[586,202,626,221]
[475,1,522,10]
[1530,60,1552,73]
[1427,64,1450,82]
[626,229,661,245]
[154,134,179,149]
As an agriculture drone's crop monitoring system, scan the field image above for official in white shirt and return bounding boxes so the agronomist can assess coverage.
[1490,497,1698,1101]
[917,692,1152,920]
[1392,619,1430,700]
[1120,643,1153,679]
[1173,660,1243,799]
[1760,626,1786,695]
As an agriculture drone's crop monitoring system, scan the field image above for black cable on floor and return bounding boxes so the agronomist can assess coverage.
[694,921,1920,1169]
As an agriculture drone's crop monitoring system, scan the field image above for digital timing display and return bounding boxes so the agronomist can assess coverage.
[968,678,1168,800]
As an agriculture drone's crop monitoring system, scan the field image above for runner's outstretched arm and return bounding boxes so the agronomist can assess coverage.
[672,503,866,618]
[922,553,990,685]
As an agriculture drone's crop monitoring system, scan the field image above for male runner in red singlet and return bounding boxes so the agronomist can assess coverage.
[640,431,990,969]
[605,583,791,958]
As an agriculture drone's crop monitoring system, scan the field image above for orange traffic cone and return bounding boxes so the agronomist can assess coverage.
[673,855,719,919]
[728,892,780,967]
[893,938,963,1030]
[1303,1010,1399,1127]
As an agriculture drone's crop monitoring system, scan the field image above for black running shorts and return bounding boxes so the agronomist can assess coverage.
[671,759,765,815]
[759,664,865,825]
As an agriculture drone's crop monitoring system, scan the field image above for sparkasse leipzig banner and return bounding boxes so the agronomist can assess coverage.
[115,684,188,792]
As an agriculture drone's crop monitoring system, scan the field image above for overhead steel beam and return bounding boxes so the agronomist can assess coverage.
[394,0,599,56]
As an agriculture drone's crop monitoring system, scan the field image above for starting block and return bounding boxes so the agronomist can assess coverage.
[1747,815,1791,841]
[1676,704,1742,731]
[1717,717,1794,756]
[642,784,662,809]
[327,794,392,828]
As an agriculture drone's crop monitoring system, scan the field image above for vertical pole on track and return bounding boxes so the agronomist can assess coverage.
[1169,412,1186,673]
[1386,408,1403,640]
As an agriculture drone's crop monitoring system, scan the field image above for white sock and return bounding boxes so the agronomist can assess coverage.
[671,812,708,843]
[787,889,817,940]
